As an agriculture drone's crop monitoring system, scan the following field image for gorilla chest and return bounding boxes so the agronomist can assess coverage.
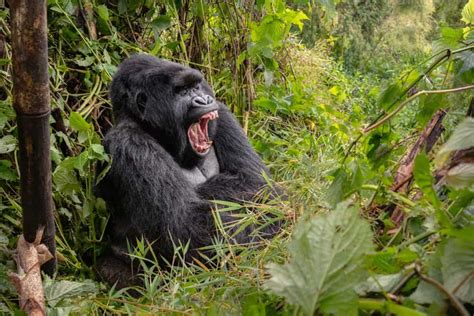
[180,147,220,186]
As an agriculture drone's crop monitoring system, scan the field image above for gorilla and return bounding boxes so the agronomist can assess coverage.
[95,54,280,288]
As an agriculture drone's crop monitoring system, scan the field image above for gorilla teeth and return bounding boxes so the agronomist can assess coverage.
[188,110,219,154]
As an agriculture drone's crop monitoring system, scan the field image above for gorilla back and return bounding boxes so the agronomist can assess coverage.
[95,55,280,288]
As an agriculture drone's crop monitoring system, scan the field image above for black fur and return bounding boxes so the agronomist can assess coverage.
[95,55,279,288]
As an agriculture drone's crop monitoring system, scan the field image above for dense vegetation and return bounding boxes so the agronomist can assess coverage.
[1,0,473,314]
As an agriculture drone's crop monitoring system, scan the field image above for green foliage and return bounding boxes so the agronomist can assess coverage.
[436,117,474,166]
[44,276,97,314]
[0,0,473,315]
[265,202,374,315]
[414,153,440,208]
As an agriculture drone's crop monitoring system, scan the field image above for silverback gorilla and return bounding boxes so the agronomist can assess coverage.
[95,55,280,288]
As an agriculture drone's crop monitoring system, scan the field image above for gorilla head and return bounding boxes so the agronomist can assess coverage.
[109,55,219,167]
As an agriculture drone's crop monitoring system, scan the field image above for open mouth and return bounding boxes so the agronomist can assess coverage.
[187,110,219,155]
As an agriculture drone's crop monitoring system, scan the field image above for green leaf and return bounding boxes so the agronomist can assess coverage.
[444,227,474,242]
[356,273,404,296]
[75,56,95,67]
[455,51,474,84]
[43,277,97,308]
[69,112,91,133]
[0,160,18,181]
[445,163,474,191]
[377,81,403,110]
[435,27,464,50]
[365,247,402,274]
[416,94,444,127]
[264,202,374,315]
[414,153,440,208]
[282,9,308,31]
[436,117,474,167]
[462,0,474,25]
[151,15,172,32]
[325,168,348,208]
[441,238,474,304]
[0,135,17,154]
[96,5,109,22]
[410,248,445,305]
[89,144,109,161]
[53,157,81,195]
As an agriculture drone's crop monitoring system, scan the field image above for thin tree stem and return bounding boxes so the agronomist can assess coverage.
[363,85,474,134]
[415,265,469,316]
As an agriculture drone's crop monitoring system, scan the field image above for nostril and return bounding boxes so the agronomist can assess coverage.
[193,96,207,106]
[205,95,214,105]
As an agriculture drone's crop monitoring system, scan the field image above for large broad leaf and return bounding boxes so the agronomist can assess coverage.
[462,0,474,25]
[43,277,97,308]
[441,238,474,304]
[436,117,474,167]
[412,237,474,305]
[264,202,374,315]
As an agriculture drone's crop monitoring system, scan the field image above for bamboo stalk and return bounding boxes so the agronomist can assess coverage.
[9,0,56,275]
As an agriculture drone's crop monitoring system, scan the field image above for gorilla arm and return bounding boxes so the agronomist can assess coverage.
[97,119,215,260]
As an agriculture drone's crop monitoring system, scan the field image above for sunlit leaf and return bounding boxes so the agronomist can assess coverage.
[461,0,474,25]
[69,112,91,133]
[0,135,17,154]
[435,27,464,50]
[96,5,109,22]
[436,117,474,167]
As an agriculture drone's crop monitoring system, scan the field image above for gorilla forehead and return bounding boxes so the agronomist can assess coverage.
[114,54,204,88]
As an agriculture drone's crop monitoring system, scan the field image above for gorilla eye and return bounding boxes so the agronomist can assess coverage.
[175,86,189,96]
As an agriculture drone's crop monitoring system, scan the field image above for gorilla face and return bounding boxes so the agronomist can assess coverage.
[176,80,219,156]
[109,55,219,165]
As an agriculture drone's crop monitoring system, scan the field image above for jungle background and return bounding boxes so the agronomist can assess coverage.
[1,0,474,315]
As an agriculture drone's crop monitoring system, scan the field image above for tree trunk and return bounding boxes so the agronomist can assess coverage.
[9,0,56,275]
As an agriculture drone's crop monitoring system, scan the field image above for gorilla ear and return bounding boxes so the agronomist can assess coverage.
[136,92,147,114]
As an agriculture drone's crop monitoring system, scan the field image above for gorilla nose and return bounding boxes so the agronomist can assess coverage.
[193,95,214,107]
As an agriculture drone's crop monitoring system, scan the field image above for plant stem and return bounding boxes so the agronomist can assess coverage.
[358,298,427,316]
[396,230,437,250]
[415,264,469,316]
[363,85,474,133]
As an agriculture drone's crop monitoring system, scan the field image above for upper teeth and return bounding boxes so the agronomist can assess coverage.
[208,110,219,120]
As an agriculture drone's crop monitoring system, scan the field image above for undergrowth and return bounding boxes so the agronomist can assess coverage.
[1,0,474,315]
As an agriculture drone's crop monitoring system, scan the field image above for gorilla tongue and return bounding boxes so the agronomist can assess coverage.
[188,110,219,154]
